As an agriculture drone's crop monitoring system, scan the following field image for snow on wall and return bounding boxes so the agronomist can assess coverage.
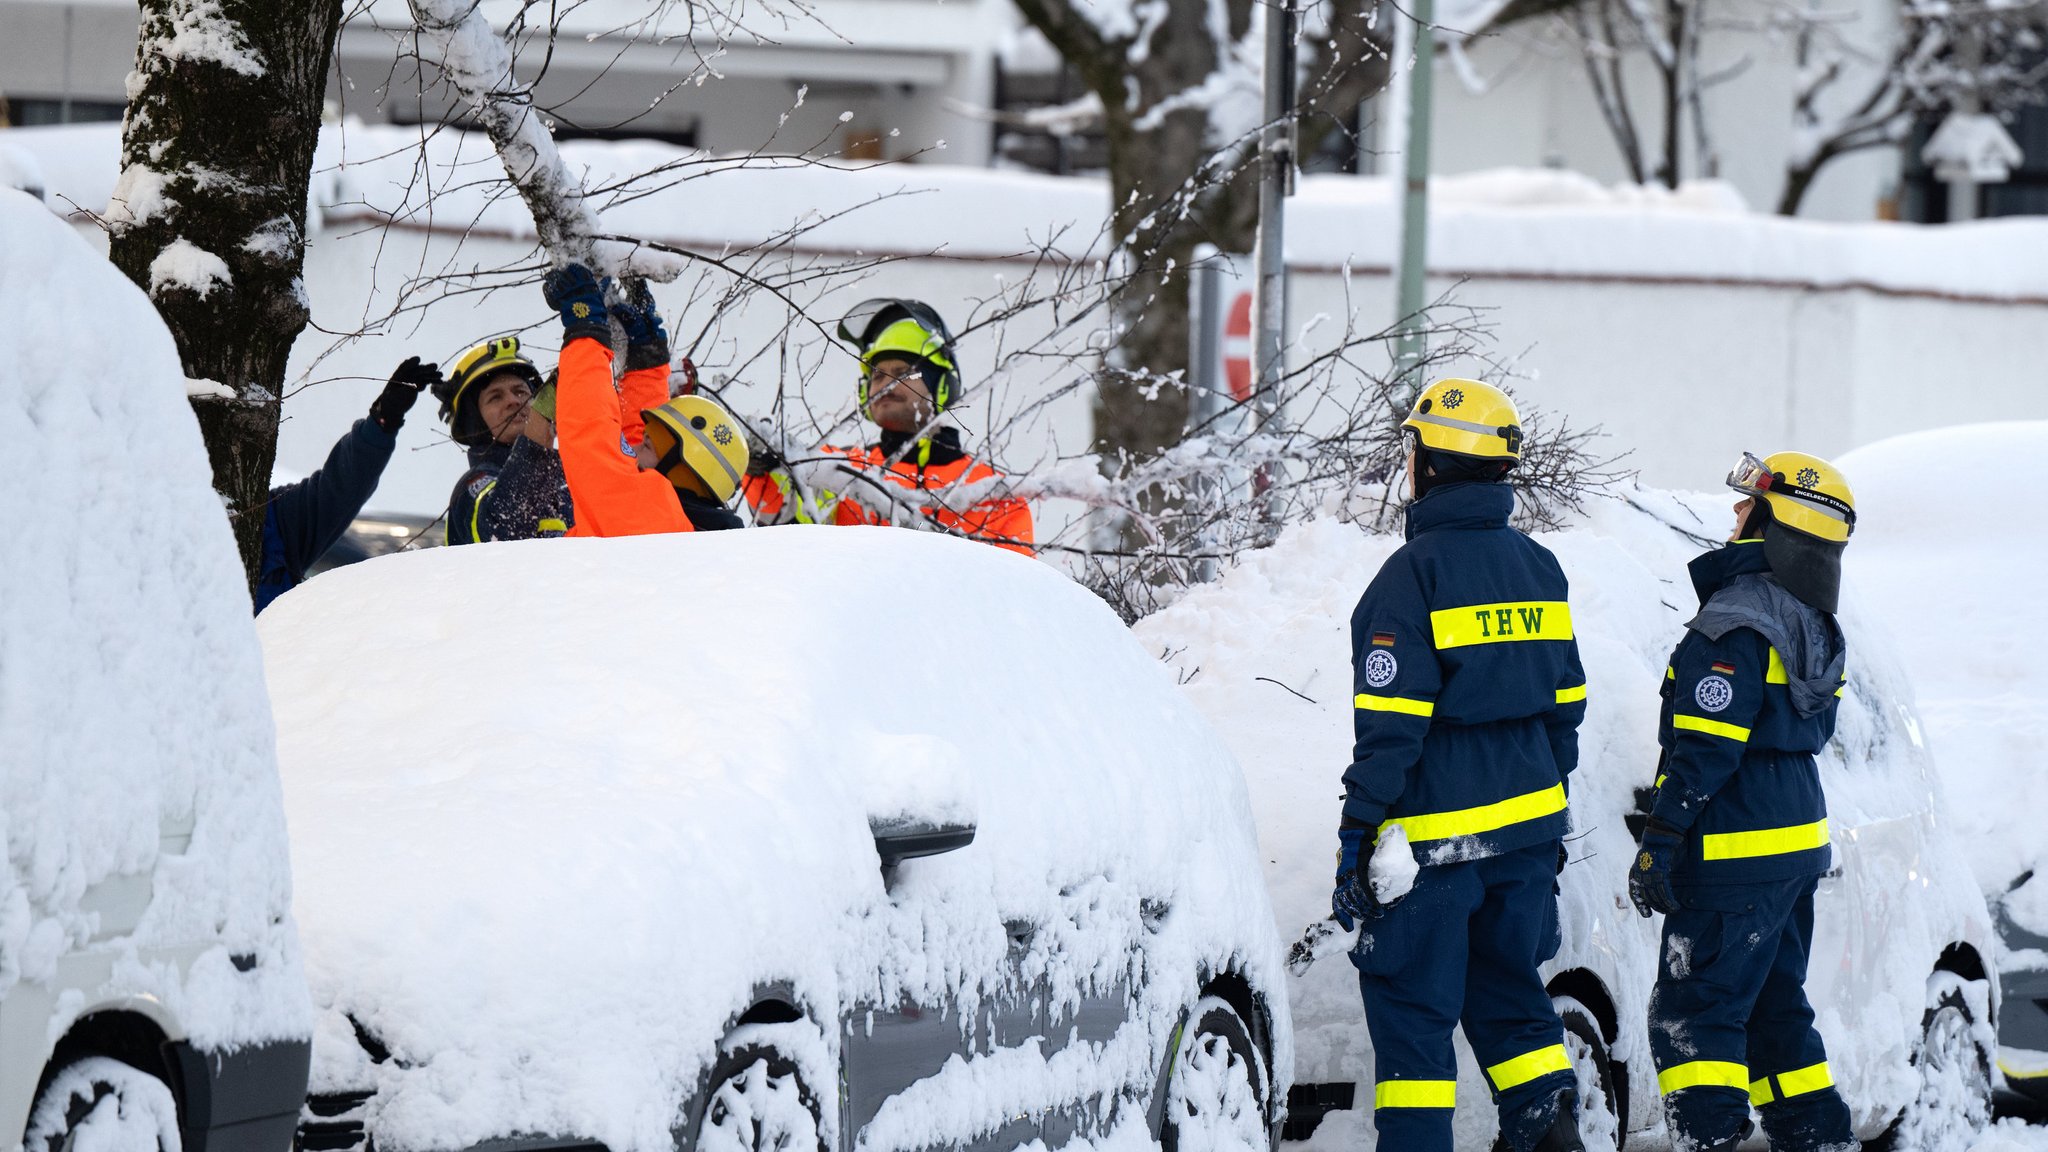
[0,189,309,1048]
[6,122,2048,521]
[1135,487,1992,1140]
[259,526,1287,1152]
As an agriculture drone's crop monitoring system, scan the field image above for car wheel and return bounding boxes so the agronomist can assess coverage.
[693,1040,828,1152]
[1555,996,1626,1151]
[23,1055,182,1152]
[1866,978,1993,1151]
[1161,996,1269,1152]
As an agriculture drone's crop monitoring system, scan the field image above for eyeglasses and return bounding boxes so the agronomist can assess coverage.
[868,365,927,391]
[1725,451,1775,496]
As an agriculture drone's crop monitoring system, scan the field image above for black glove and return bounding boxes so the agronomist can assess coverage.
[1331,826,1386,930]
[371,356,440,432]
[1553,841,1569,896]
[746,441,786,478]
[543,263,611,345]
[1629,818,1684,918]
[615,279,671,372]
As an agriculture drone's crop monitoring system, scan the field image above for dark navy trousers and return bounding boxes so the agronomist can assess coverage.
[1351,840,1574,1152]
[1649,876,1855,1151]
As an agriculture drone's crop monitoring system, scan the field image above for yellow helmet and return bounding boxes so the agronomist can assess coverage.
[642,395,749,504]
[435,336,543,446]
[1400,378,1524,462]
[1726,450,1855,544]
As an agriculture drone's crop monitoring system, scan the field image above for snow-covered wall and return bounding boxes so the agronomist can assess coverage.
[8,122,2047,520]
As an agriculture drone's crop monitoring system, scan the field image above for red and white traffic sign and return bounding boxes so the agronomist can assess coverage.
[1222,290,1254,402]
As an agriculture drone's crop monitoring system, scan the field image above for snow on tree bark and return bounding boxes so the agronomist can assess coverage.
[406,0,686,282]
[108,0,344,595]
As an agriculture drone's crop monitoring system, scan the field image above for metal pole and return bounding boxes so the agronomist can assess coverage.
[1188,254,1223,582]
[1392,0,1435,397]
[1251,0,1295,522]
[61,5,75,124]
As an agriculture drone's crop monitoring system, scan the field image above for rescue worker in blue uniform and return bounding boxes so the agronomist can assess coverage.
[1631,450,1859,1152]
[432,337,573,544]
[1333,378,1590,1152]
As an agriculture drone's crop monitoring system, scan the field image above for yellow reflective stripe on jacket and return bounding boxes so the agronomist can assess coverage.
[1374,1080,1456,1108]
[1701,819,1829,861]
[469,479,496,543]
[1487,1044,1571,1091]
[538,518,567,534]
[1666,665,1675,680]
[1658,1060,1749,1095]
[1555,683,1587,704]
[1766,647,1789,684]
[1671,714,1751,742]
[1654,773,1667,789]
[1355,693,1436,717]
[1381,783,1567,844]
[1430,601,1574,649]
[1749,1060,1834,1106]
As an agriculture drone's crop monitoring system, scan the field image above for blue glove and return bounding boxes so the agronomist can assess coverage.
[1629,818,1684,917]
[615,279,671,372]
[1332,826,1381,931]
[543,263,611,345]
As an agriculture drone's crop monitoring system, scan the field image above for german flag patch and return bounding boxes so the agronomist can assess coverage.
[1710,661,1737,676]
[1373,632,1397,647]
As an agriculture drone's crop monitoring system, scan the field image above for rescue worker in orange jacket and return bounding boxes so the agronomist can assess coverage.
[741,298,1033,555]
[541,265,749,537]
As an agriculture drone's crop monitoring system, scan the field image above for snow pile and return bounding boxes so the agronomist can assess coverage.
[1838,424,2048,909]
[260,527,1286,1152]
[0,188,309,1047]
[1135,487,1991,1144]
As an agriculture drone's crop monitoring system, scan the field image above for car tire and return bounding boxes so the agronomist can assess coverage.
[1865,978,1994,1151]
[1161,996,1270,1152]
[691,1036,829,1152]
[1554,996,1626,1151]
[23,1055,182,1152]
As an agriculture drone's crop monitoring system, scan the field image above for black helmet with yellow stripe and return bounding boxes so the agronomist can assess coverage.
[434,337,544,447]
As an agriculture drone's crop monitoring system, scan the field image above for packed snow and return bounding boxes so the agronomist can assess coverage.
[260,527,1287,1152]
[0,188,309,1048]
[1135,484,2009,1148]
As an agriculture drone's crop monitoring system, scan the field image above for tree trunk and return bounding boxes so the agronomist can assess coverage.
[108,0,344,595]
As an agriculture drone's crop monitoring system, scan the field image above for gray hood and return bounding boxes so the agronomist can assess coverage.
[1688,572,1845,718]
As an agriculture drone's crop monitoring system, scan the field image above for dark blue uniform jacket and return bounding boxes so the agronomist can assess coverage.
[446,437,573,545]
[256,418,396,614]
[1342,482,1587,863]
[1651,541,1846,885]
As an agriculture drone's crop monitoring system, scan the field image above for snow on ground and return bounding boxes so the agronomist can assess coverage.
[260,526,1285,1152]
[0,188,309,1045]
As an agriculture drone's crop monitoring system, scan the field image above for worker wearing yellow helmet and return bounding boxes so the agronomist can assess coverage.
[538,265,749,537]
[1333,379,1590,1152]
[432,336,574,545]
[740,298,1033,554]
[1631,451,1857,1152]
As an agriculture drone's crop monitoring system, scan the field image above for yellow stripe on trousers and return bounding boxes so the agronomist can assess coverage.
[1658,1060,1749,1095]
[1375,1080,1456,1108]
[1487,1043,1572,1091]
[1749,1060,1835,1106]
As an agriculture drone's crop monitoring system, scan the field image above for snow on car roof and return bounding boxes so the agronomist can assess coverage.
[1840,422,2048,907]
[260,526,1284,1152]
[0,188,309,1047]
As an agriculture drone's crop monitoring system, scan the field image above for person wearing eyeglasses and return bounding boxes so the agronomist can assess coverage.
[430,337,572,545]
[1630,452,1858,1152]
[740,298,1033,555]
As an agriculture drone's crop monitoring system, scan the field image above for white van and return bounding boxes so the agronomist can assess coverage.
[1,190,312,1152]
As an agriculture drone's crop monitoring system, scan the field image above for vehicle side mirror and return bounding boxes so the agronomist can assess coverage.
[870,818,975,872]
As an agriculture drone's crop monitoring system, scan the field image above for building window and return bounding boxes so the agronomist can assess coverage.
[2,96,126,127]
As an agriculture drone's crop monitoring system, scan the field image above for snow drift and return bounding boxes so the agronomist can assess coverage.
[0,187,309,1046]
[260,526,1288,1152]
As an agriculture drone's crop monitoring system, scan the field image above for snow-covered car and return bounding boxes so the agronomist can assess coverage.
[2,192,312,1152]
[258,528,1290,1152]
[1838,423,2048,1112]
[1136,490,2002,1148]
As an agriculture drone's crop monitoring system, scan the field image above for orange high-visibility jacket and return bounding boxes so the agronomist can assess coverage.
[741,435,1033,555]
[557,337,693,538]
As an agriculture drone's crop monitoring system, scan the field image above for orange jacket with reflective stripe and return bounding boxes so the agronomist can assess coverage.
[741,440,1033,555]
[557,337,693,538]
